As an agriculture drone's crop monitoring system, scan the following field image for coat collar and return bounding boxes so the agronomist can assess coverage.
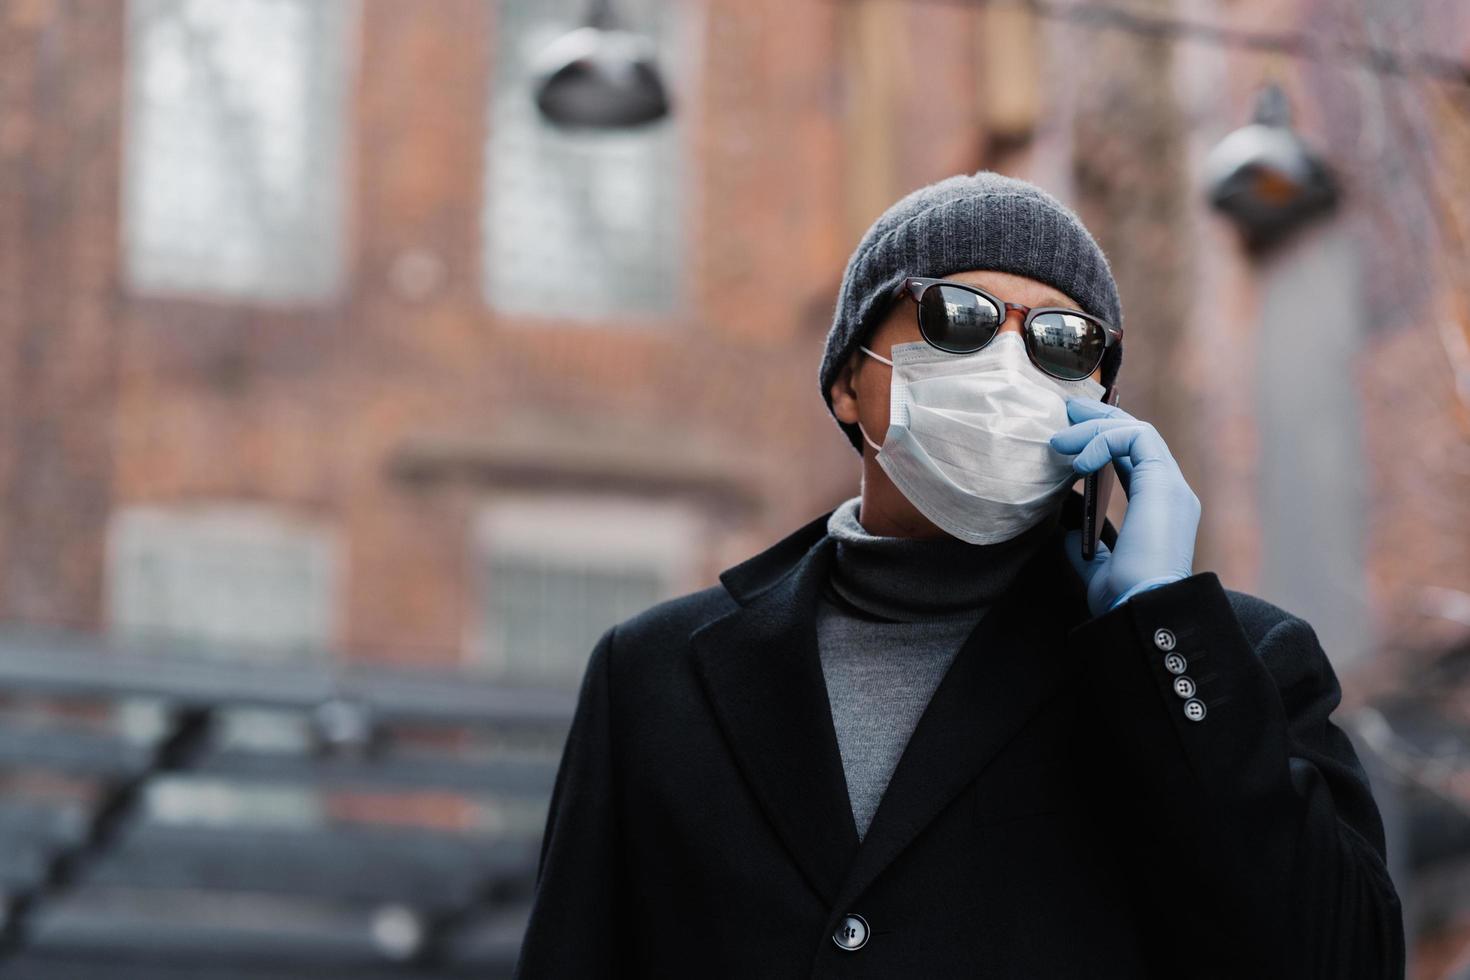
[689,491,1108,908]
[717,491,1114,607]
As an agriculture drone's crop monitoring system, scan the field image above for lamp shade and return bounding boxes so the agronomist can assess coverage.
[530,23,671,129]
[1205,84,1338,251]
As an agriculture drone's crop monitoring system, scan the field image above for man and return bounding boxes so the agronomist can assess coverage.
[512,171,1404,978]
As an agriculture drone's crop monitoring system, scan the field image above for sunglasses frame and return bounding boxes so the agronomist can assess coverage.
[892,276,1123,383]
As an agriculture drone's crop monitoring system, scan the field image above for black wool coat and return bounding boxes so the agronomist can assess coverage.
[512,493,1405,979]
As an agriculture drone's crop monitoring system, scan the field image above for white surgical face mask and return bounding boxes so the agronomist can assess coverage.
[856,331,1105,545]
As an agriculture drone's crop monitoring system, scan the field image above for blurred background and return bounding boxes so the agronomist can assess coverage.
[0,0,1468,976]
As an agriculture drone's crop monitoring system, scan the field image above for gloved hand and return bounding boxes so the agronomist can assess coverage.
[1048,397,1202,618]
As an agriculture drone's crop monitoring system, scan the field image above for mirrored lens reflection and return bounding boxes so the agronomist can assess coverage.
[1028,311,1105,379]
[920,284,1002,352]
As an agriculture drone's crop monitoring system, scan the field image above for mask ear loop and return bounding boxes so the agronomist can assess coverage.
[854,345,891,452]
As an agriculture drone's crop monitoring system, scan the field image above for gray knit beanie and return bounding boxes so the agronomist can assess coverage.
[820,170,1124,454]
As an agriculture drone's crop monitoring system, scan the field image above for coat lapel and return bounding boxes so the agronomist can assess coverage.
[689,516,859,906]
[689,495,1104,912]
[830,525,1094,913]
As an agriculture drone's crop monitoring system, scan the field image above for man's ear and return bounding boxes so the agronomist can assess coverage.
[829,349,863,425]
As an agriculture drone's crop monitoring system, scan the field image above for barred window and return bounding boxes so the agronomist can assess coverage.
[122,0,353,301]
[474,496,698,687]
[106,504,339,659]
[482,0,686,319]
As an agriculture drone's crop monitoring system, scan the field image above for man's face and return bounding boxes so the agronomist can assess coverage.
[828,268,1104,537]
[833,268,1104,456]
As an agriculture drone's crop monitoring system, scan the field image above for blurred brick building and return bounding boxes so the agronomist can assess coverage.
[1,0,1469,975]
[0,0,872,685]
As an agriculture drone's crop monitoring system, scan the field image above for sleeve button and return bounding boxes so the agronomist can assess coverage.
[1153,628,1177,651]
[1183,698,1207,722]
[1163,652,1187,674]
[1172,675,1196,698]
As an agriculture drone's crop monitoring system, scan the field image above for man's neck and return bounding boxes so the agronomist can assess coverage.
[857,461,951,540]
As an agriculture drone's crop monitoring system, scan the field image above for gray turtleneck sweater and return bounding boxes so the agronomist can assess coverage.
[816,495,1063,841]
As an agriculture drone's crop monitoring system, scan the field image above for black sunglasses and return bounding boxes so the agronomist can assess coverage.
[892,276,1122,383]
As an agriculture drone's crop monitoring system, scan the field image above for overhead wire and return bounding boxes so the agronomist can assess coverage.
[863,0,1470,87]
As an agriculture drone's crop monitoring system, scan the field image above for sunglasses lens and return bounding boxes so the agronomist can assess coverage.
[918,284,1002,353]
[1026,311,1107,380]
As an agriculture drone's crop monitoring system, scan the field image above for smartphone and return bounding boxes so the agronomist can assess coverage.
[1080,384,1122,562]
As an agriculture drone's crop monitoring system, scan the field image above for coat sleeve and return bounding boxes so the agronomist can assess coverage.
[1068,572,1405,980]
[512,624,628,979]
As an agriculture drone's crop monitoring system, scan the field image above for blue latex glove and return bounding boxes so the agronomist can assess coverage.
[1048,397,1202,618]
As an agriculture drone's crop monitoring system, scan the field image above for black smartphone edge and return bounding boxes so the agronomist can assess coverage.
[1081,470,1101,562]
[1080,384,1121,562]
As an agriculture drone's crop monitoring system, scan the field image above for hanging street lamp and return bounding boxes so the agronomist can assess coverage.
[530,0,672,129]
[1204,83,1339,252]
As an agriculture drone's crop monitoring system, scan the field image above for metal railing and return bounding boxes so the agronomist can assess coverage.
[0,626,576,979]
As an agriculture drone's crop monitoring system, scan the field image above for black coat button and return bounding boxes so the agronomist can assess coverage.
[833,913,869,951]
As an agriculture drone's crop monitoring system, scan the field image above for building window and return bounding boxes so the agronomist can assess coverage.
[121,0,354,301]
[474,495,699,686]
[482,0,687,319]
[106,504,339,659]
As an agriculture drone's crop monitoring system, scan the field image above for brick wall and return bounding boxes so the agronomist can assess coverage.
[3,0,1467,686]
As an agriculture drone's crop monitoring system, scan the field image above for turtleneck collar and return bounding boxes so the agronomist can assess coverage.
[822,494,1066,624]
